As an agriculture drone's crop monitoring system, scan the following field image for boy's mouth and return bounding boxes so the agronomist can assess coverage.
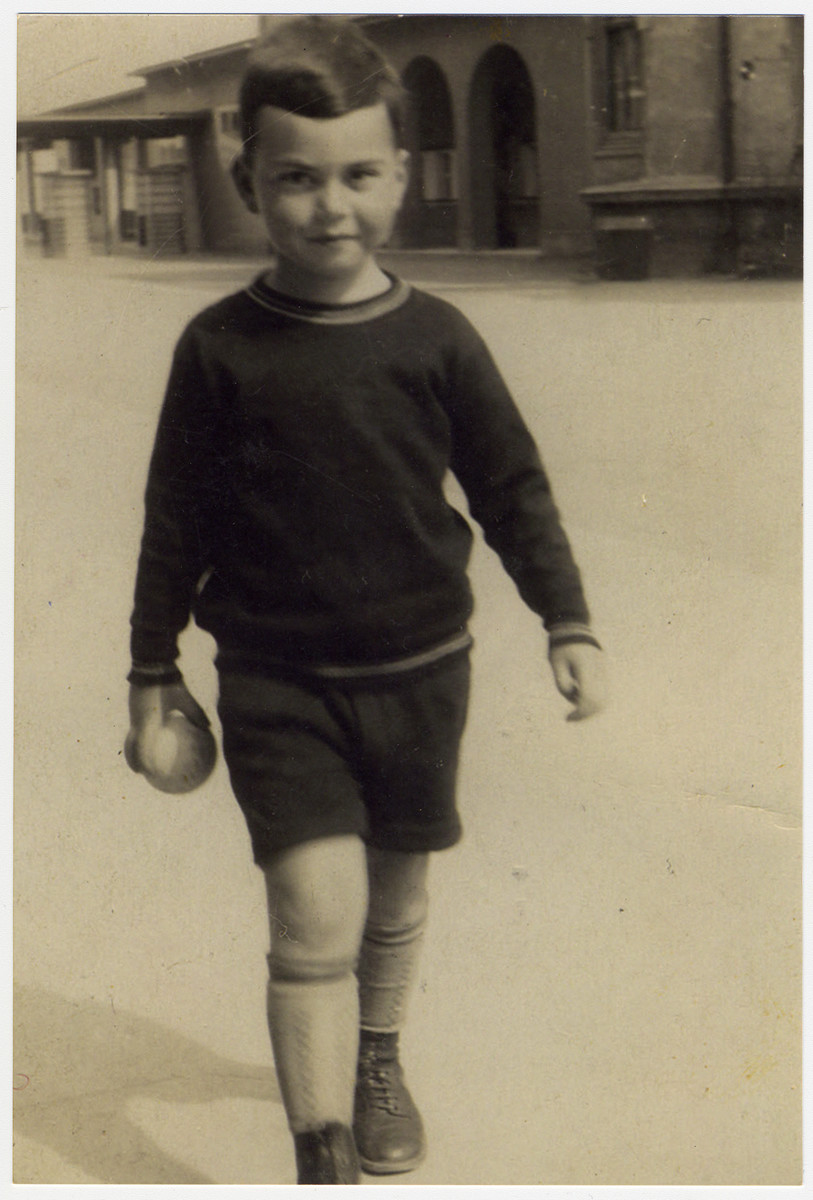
[308,234,358,244]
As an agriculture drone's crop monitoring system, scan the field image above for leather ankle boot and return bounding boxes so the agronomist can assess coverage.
[293,1122,359,1184]
[353,1030,426,1174]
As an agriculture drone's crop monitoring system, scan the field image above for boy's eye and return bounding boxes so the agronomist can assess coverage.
[347,166,381,187]
[275,170,315,190]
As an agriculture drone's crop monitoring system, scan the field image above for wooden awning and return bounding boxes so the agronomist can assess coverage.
[17,111,210,143]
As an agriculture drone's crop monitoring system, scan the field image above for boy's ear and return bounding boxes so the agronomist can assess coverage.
[393,149,410,204]
[231,154,259,214]
[396,149,410,187]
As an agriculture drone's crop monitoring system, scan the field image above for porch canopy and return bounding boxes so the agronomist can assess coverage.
[17,111,210,145]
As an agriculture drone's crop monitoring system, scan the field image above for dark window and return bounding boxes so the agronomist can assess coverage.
[606,18,644,132]
[219,108,241,136]
[119,210,137,241]
[69,139,95,171]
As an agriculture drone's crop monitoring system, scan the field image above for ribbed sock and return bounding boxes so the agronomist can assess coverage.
[356,916,425,1033]
[266,971,359,1133]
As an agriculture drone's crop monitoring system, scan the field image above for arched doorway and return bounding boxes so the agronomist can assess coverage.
[468,46,539,249]
[401,57,457,247]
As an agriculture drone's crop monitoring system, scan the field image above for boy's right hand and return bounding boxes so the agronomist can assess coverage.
[124,680,211,779]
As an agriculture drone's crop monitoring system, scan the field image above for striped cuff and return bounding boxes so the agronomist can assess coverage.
[127,662,183,688]
[547,622,602,653]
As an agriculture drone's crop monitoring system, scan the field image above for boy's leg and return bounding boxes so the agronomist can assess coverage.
[358,847,429,1031]
[264,833,368,1184]
[354,847,429,1174]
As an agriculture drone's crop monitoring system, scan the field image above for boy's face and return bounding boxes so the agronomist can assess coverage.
[234,102,408,295]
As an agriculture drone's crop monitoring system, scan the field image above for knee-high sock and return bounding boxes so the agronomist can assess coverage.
[266,965,359,1134]
[356,916,426,1034]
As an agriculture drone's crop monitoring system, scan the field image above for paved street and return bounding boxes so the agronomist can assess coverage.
[14,251,802,1187]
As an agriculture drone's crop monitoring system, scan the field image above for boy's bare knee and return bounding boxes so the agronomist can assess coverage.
[265,834,368,978]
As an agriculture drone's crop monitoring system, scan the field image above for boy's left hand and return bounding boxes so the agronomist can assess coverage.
[549,643,606,721]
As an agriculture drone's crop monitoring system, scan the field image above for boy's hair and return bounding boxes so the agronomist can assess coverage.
[239,16,407,159]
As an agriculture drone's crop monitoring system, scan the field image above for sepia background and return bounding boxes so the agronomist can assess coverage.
[15,13,802,1187]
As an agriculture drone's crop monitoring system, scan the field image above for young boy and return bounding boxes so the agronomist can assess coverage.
[125,16,604,1185]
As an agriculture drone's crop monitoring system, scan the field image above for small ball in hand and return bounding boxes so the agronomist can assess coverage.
[142,713,217,794]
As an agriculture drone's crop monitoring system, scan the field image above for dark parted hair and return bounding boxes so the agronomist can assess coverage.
[238,16,407,159]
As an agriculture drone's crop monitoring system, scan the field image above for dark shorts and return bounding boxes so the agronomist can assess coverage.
[216,652,470,864]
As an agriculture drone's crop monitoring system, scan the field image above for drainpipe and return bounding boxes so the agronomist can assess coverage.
[718,15,738,270]
[719,16,735,183]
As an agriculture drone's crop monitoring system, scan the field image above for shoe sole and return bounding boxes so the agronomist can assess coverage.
[358,1148,427,1175]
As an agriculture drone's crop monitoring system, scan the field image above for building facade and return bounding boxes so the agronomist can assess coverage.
[17,15,803,276]
[582,15,803,276]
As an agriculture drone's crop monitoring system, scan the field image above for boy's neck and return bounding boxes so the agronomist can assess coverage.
[265,259,392,306]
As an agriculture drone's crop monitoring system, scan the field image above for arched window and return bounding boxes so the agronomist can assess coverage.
[403,57,456,202]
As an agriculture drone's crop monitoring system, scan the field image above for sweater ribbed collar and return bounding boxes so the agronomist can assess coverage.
[245,271,411,325]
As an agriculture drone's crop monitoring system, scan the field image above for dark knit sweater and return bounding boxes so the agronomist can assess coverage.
[130,274,590,672]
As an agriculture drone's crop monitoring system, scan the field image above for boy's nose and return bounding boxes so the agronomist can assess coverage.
[315,178,351,219]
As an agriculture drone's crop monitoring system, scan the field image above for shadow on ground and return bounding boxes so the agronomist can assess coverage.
[13,984,280,1184]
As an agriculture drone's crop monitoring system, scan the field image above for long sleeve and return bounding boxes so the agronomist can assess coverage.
[130,326,228,665]
[442,317,589,629]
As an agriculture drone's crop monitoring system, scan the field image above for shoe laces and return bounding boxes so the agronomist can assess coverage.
[358,1051,409,1117]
